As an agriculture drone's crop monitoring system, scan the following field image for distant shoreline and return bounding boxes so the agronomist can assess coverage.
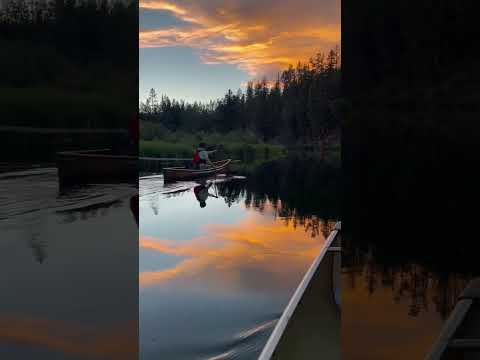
[0,126,127,134]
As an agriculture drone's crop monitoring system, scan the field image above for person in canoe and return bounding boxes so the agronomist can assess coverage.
[192,142,216,169]
[193,182,218,208]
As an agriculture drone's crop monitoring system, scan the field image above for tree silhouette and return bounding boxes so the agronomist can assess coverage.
[139,48,340,146]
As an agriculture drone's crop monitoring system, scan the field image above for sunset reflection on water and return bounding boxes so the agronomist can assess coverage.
[139,175,336,360]
[140,211,326,291]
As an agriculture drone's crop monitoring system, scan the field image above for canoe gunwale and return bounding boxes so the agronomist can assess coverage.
[57,149,137,161]
[163,159,231,172]
[163,159,232,180]
[258,221,342,360]
[424,277,480,360]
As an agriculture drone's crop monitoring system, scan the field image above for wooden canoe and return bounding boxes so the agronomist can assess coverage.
[56,149,137,185]
[163,159,232,182]
[424,277,480,360]
[259,222,341,360]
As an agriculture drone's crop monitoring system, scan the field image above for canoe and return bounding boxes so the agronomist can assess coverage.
[259,222,341,360]
[424,277,480,360]
[56,149,137,185]
[163,159,232,182]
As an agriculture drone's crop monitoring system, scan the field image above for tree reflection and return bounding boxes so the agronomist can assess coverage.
[56,199,123,224]
[215,154,340,237]
[343,242,472,319]
[26,192,139,264]
[28,234,47,264]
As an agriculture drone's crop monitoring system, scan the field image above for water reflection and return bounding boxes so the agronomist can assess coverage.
[140,212,332,290]
[344,253,469,319]
[0,167,138,359]
[140,156,339,360]
[193,181,218,208]
[0,317,138,360]
[342,236,476,360]
[28,234,47,264]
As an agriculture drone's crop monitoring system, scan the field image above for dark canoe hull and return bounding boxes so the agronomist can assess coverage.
[163,159,232,182]
[425,278,480,360]
[56,149,137,186]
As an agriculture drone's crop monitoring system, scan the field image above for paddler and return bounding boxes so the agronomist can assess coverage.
[192,142,216,169]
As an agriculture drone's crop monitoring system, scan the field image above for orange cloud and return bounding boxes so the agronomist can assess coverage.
[0,315,137,359]
[140,1,186,14]
[139,213,332,291]
[139,0,340,78]
[139,0,203,24]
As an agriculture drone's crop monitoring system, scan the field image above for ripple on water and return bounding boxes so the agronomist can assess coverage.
[0,167,137,224]
[201,318,279,360]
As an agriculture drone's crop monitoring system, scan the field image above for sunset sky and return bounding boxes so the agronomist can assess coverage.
[139,0,340,103]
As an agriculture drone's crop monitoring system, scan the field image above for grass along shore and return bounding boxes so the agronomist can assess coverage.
[139,123,340,170]
[140,139,287,164]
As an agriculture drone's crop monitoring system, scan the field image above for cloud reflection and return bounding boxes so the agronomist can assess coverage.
[140,212,327,293]
[0,315,137,359]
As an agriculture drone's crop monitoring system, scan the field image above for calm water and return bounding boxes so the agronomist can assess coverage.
[3,159,467,359]
[342,240,475,360]
[0,166,138,359]
[139,156,340,360]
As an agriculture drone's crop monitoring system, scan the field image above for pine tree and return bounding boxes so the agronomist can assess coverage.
[146,88,158,115]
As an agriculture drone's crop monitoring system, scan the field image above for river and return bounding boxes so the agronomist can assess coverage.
[0,166,138,359]
[139,155,340,360]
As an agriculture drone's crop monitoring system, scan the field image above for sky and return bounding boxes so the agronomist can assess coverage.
[139,0,340,103]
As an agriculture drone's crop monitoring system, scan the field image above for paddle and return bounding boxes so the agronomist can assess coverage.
[205,182,219,198]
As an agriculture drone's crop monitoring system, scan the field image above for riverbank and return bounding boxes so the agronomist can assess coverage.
[0,126,128,162]
[140,137,287,164]
[139,126,340,163]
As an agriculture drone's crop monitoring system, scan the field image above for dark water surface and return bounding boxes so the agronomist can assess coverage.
[140,156,340,360]
[341,222,477,360]
[342,255,472,360]
[0,167,138,359]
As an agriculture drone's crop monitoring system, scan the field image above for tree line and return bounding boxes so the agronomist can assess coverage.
[0,0,137,133]
[0,0,137,88]
[140,47,341,145]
